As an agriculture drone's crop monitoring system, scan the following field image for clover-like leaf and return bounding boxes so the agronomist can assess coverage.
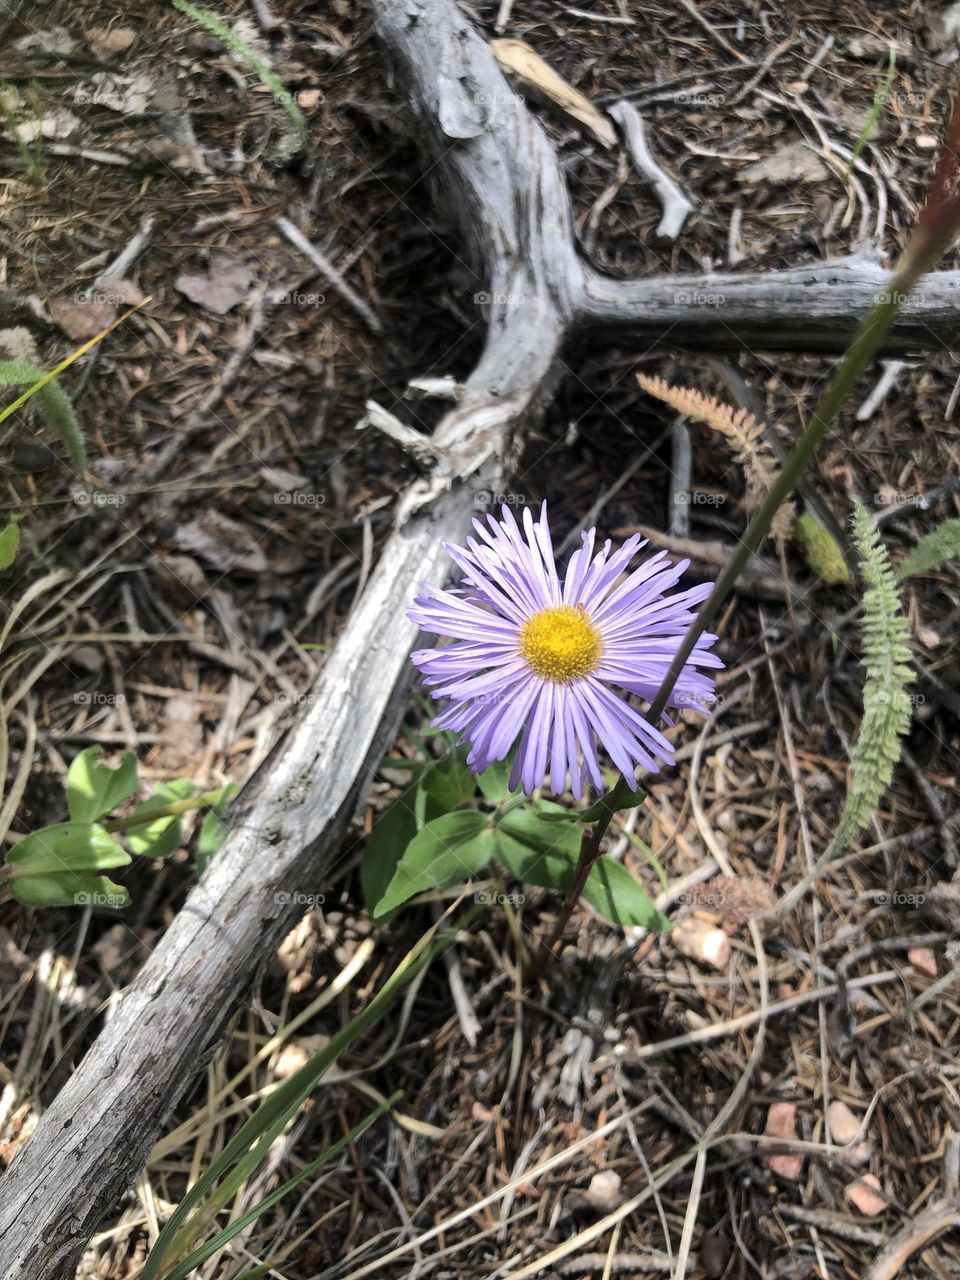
[66,746,138,822]
[6,821,130,875]
[125,779,196,859]
[373,810,496,919]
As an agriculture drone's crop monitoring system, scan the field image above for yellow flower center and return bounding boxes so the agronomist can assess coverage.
[519,604,602,682]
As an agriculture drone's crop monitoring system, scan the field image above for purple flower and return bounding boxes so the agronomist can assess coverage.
[408,503,722,797]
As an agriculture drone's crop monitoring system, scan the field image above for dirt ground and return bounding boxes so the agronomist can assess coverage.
[2,0,960,1277]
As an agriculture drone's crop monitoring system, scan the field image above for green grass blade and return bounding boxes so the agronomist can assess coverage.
[141,910,475,1278]
[848,47,896,174]
[158,1094,398,1280]
[170,0,309,149]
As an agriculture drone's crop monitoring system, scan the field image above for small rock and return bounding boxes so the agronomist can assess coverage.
[272,1044,308,1077]
[70,646,105,673]
[672,918,730,971]
[91,924,128,974]
[583,1170,622,1211]
[8,439,57,472]
[845,1173,887,1216]
[74,70,156,115]
[13,109,81,143]
[762,1101,804,1180]
[916,133,939,149]
[827,1100,862,1145]
[827,1100,871,1164]
[0,927,29,981]
[84,27,137,57]
[908,947,938,977]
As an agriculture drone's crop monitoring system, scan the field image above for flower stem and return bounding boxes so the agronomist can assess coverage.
[103,789,228,834]
[534,257,927,972]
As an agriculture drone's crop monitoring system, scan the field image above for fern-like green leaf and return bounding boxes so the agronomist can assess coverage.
[896,516,960,581]
[0,359,86,471]
[171,0,309,150]
[827,506,913,860]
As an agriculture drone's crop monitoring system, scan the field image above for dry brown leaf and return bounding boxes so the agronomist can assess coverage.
[175,253,254,315]
[741,141,829,185]
[173,511,268,575]
[48,294,117,340]
[491,38,617,148]
[636,372,795,541]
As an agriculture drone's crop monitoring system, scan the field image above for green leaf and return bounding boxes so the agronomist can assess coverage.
[0,359,86,471]
[149,1096,396,1280]
[896,516,960,580]
[826,507,913,861]
[581,858,668,930]
[420,745,475,811]
[794,512,852,585]
[497,806,582,860]
[196,783,238,874]
[0,518,20,570]
[476,758,516,806]
[362,793,420,914]
[126,779,195,858]
[6,821,130,875]
[549,788,647,826]
[66,746,138,822]
[11,871,129,909]
[494,808,667,930]
[373,810,495,918]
